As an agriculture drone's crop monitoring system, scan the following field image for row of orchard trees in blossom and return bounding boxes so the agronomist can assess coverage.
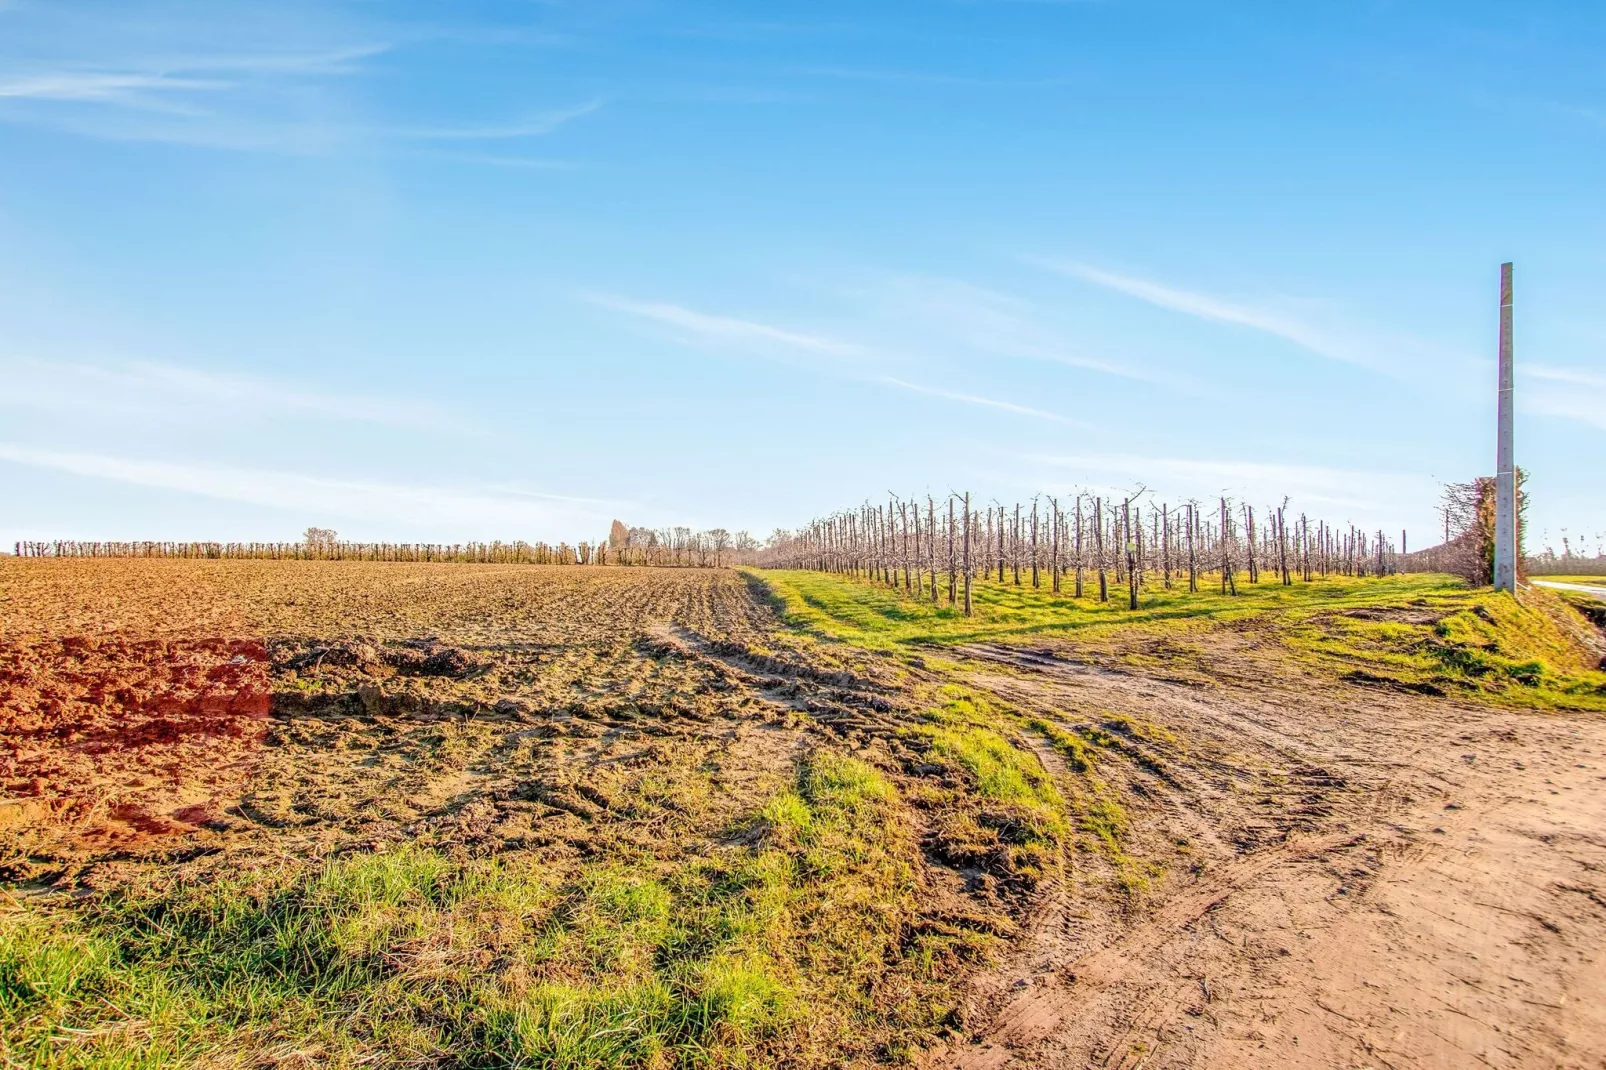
[755,491,1405,615]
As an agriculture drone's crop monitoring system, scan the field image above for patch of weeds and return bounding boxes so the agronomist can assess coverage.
[1,771,954,1070]
[1027,717,1093,774]
[924,726,1064,817]
[913,691,1065,890]
[1284,587,1606,710]
[919,692,1063,824]
[1025,718,1142,891]
[1102,713,1180,750]
[1080,795,1129,857]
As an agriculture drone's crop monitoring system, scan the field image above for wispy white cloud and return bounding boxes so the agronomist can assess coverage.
[587,294,865,357]
[793,66,1069,88]
[0,37,386,151]
[0,6,595,157]
[1031,258,1389,369]
[1017,450,1435,519]
[0,443,617,537]
[1524,362,1606,431]
[0,356,476,435]
[0,72,225,105]
[0,44,391,108]
[861,273,1181,386]
[1526,363,1606,390]
[588,292,1096,426]
[875,375,1083,424]
[387,99,601,140]
[404,150,581,170]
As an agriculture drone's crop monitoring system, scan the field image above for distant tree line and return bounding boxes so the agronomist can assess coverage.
[13,535,602,565]
[1523,552,1606,577]
[1523,516,1605,577]
[600,520,758,568]
[12,523,762,569]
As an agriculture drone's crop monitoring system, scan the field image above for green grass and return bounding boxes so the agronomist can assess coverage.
[749,567,1468,649]
[1,754,954,1069]
[1025,717,1142,887]
[1532,575,1606,586]
[750,569,1606,712]
[1281,584,1606,711]
[903,689,1067,890]
[920,690,1063,822]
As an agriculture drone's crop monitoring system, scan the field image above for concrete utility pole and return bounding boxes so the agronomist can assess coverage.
[1493,262,1517,593]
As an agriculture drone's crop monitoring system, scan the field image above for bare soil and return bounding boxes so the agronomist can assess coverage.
[0,562,875,886]
[927,642,1606,1070]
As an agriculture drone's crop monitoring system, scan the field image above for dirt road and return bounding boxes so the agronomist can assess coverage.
[931,650,1606,1069]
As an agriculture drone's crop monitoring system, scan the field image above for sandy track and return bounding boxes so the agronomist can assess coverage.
[930,650,1606,1069]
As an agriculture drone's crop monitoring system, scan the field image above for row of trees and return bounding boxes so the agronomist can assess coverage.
[11,523,763,569]
[603,521,757,568]
[12,536,604,565]
[756,491,1406,615]
[1523,551,1606,577]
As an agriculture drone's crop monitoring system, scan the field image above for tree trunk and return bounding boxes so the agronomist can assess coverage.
[1050,498,1061,593]
[962,493,973,617]
[1075,496,1085,598]
[947,497,957,605]
[1095,497,1108,602]
[1162,503,1171,588]
[1125,499,1139,609]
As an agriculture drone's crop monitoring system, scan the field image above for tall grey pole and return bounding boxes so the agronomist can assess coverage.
[1493,262,1516,593]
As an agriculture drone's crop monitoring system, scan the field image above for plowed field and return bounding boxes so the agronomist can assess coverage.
[1,562,787,871]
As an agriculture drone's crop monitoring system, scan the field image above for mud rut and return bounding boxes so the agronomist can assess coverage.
[924,644,1606,1070]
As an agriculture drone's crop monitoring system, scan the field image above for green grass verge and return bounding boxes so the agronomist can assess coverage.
[1,755,955,1069]
[749,569,1606,712]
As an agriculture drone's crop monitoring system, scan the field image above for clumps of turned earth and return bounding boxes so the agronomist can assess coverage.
[279,638,485,678]
[269,637,493,719]
[0,635,270,871]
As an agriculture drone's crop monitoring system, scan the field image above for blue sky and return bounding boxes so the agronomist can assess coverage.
[1,0,1602,556]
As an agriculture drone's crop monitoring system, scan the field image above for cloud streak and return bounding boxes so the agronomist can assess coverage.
[1524,363,1606,432]
[1,356,477,435]
[0,443,616,538]
[590,292,1094,425]
[0,16,595,156]
[386,99,602,141]
[1017,450,1435,518]
[875,375,1082,424]
[0,45,391,105]
[588,294,865,357]
[862,273,1181,387]
[1032,258,1377,368]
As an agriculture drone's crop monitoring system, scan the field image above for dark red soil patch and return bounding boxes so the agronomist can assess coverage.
[0,635,270,860]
